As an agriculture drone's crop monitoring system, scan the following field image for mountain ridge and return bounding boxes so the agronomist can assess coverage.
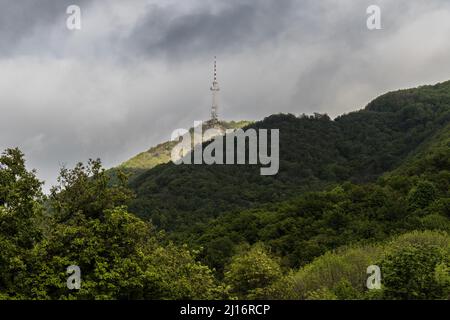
[110,120,252,184]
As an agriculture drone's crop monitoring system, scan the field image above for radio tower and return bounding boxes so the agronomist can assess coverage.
[210,56,220,123]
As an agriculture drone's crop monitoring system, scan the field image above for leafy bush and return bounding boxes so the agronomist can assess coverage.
[224,243,282,299]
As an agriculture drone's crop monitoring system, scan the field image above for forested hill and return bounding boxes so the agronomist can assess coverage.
[189,120,450,271]
[1,81,449,300]
[109,120,251,184]
[127,81,450,232]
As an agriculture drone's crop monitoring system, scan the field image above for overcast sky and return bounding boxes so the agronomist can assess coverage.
[1,0,450,190]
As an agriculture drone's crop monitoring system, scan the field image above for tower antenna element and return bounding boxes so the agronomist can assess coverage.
[210,56,220,123]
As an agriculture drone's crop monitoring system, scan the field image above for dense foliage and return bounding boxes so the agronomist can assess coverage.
[265,231,449,300]
[188,121,450,271]
[0,152,224,299]
[128,81,450,233]
[1,80,449,299]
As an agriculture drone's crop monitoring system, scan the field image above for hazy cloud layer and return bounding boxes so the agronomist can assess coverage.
[1,0,450,189]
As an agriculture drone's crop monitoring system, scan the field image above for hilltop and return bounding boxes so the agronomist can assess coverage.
[110,120,252,183]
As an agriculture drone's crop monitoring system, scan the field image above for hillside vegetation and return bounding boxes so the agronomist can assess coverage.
[128,81,450,233]
[0,80,449,300]
[110,120,251,184]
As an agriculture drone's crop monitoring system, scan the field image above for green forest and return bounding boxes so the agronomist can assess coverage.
[1,81,449,299]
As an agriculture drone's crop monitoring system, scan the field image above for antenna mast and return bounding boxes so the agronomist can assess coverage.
[210,56,220,123]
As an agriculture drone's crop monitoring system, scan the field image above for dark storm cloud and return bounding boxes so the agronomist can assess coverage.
[0,0,297,60]
[127,0,296,59]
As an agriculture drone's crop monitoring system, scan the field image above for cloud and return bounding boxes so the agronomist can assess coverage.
[126,0,297,60]
[1,0,450,190]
